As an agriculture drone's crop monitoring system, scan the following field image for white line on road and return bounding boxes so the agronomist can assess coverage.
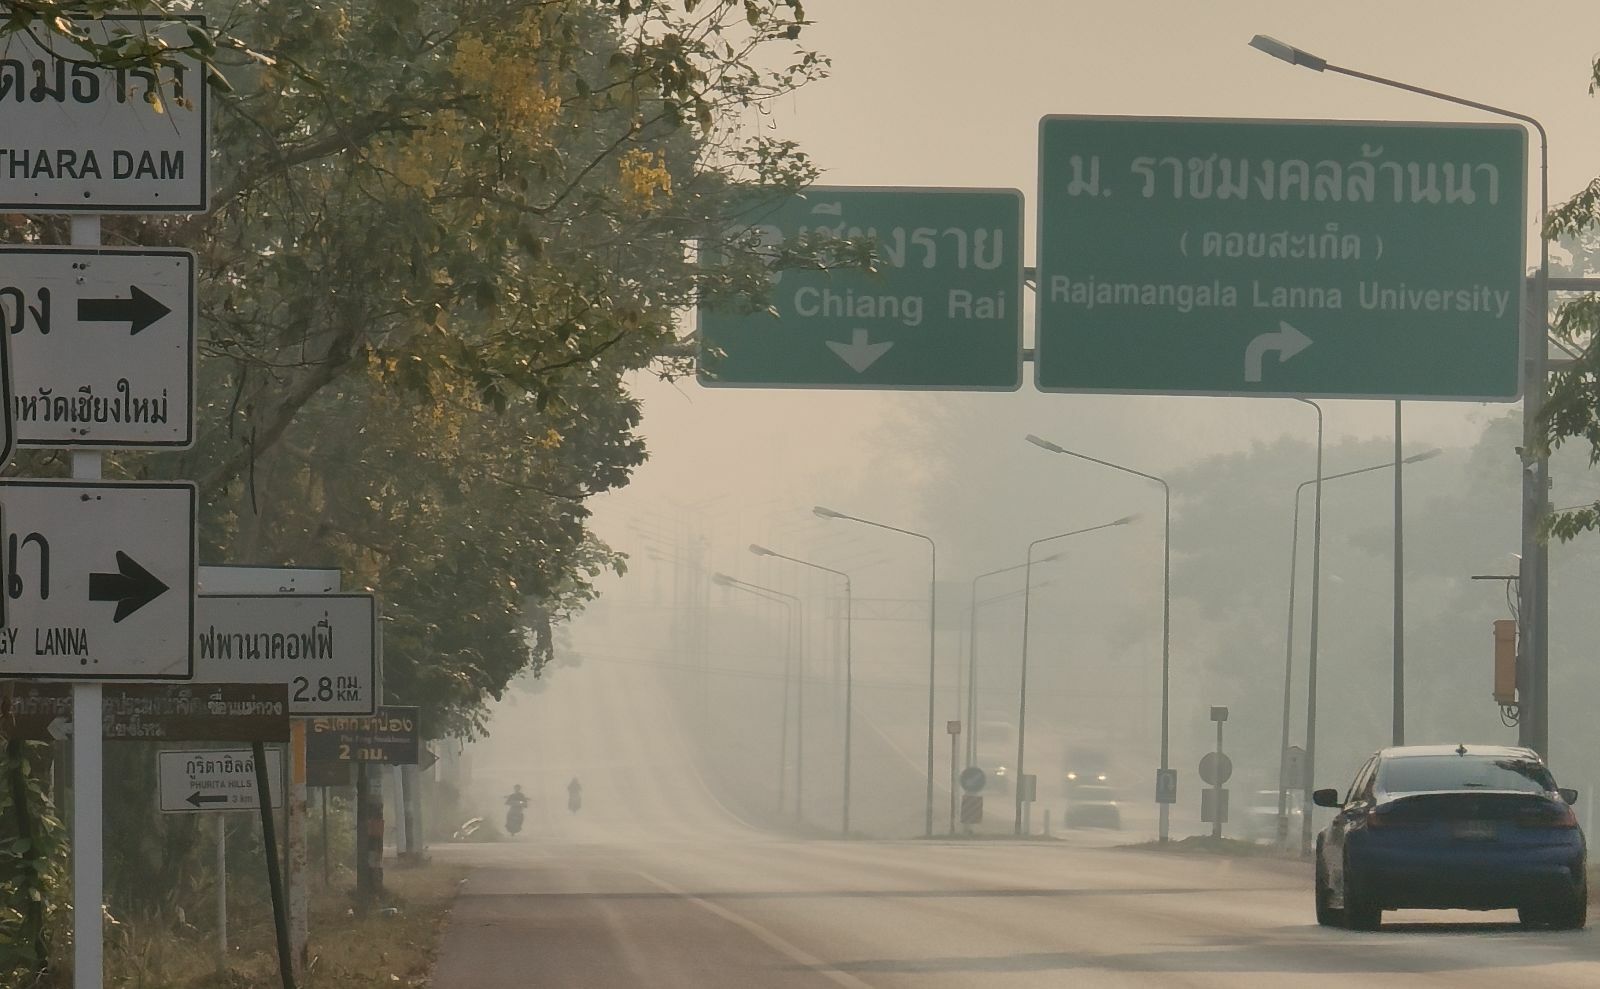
[636,868,878,989]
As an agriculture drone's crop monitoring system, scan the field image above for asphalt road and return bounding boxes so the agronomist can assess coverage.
[432,661,1600,987]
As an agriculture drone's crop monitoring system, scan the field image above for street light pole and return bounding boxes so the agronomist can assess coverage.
[1012,516,1136,835]
[1302,404,1325,858]
[1249,33,1553,762]
[713,573,804,820]
[814,507,938,838]
[1273,432,1443,843]
[750,544,853,835]
[968,556,1064,768]
[1393,401,1405,747]
[1026,434,1172,842]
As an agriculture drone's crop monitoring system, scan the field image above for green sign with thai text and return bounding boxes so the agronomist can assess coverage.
[698,187,1023,390]
[1035,116,1526,399]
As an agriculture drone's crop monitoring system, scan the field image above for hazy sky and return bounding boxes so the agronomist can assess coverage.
[590,0,1600,592]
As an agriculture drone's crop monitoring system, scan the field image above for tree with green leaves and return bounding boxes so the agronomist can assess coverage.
[0,0,832,952]
[5,0,827,733]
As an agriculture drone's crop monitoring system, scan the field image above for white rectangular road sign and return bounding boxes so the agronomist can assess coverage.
[195,594,378,716]
[0,480,196,679]
[159,748,283,814]
[198,565,341,595]
[0,247,194,448]
[0,16,210,212]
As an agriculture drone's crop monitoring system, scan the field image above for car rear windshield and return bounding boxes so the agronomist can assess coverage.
[1379,755,1555,794]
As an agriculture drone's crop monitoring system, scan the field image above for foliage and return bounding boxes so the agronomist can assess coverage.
[1540,167,1600,541]
[4,0,828,736]
[0,740,66,983]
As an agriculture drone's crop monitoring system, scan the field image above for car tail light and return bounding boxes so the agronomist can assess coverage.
[1519,804,1579,829]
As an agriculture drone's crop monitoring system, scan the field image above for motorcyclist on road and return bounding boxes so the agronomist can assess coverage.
[567,776,583,814]
[504,784,530,835]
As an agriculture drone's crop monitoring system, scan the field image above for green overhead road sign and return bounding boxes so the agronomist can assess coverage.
[1035,116,1526,400]
[698,187,1023,390]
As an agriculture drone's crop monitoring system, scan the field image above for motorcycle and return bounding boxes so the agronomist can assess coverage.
[567,780,582,814]
[505,805,524,835]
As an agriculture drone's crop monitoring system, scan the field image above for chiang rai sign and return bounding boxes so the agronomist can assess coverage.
[158,748,283,814]
[0,479,197,679]
[0,247,194,448]
[0,16,210,213]
[194,594,379,716]
[305,706,421,765]
[697,186,1024,390]
[0,683,289,742]
[1035,116,1526,400]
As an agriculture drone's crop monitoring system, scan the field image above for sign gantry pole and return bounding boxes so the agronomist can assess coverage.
[69,215,105,989]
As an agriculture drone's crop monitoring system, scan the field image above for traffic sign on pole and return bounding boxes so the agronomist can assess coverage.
[698,186,1024,390]
[305,706,421,765]
[198,565,341,595]
[1036,116,1526,399]
[0,479,196,679]
[159,748,283,813]
[0,247,194,448]
[1199,751,1234,787]
[0,16,210,213]
[194,594,379,715]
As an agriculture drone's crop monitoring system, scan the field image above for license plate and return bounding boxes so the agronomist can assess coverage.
[1454,821,1498,841]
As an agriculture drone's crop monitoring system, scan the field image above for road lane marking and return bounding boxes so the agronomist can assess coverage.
[636,869,878,989]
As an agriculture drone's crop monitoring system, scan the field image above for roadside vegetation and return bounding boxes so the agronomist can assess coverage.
[2,1,831,985]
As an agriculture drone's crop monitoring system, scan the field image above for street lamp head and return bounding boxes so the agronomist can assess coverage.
[1112,514,1140,526]
[749,543,775,557]
[1025,433,1067,455]
[711,572,734,586]
[1403,447,1444,464]
[812,505,844,520]
[1248,34,1327,72]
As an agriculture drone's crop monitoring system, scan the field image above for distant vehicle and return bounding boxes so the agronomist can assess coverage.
[1242,788,1304,844]
[1063,784,1121,830]
[975,721,1017,794]
[1063,746,1111,792]
[1313,744,1586,931]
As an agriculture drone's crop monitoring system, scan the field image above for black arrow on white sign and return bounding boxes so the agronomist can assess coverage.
[187,791,229,808]
[89,551,170,622]
[77,285,171,335]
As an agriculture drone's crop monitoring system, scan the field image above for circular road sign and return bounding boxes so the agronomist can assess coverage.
[1199,752,1233,786]
[959,766,987,794]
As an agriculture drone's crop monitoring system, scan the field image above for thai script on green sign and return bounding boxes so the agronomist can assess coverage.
[1036,116,1526,400]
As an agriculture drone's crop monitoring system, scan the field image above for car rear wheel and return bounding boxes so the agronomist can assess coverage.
[1341,851,1383,931]
[1314,854,1342,928]
[1520,881,1588,931]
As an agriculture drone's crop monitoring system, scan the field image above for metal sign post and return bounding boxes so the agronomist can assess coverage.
[0,22,212,988]
[947,720,960,834]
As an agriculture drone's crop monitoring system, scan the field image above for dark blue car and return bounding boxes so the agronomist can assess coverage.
[1313,744,1586,930]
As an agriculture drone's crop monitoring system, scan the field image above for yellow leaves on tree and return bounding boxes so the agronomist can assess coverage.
[450,13,562,150]
[619,148,671,209]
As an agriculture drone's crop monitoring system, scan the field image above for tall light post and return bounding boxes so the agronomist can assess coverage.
[1248,33,1553,762]
[966,555,1063,767]
[749,544,854,836]
[1026,434,1174,841]
[1014,516,1137,834]
[712,573,804,820]
[1274,444,1442,844]
[812,506,939,838]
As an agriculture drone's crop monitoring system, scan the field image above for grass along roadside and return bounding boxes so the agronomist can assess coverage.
[98,862,468,989]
